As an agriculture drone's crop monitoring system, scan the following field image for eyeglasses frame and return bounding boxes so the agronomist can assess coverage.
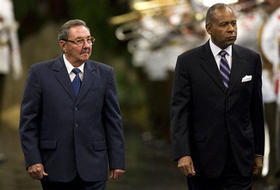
[62,36,95,46]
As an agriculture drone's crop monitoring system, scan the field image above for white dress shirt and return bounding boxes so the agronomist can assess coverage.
[63,54,84,82]
[209,39,232,70]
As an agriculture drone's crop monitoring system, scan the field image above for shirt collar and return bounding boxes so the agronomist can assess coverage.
[63,54,85,74]
[209,38,232,57]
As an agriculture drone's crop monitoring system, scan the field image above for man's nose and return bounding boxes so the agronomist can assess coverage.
[227,25,235,33]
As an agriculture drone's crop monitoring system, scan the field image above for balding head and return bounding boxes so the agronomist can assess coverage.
[206,3,234,26]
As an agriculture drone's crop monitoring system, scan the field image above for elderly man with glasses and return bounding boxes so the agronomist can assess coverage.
[19,19,125,190]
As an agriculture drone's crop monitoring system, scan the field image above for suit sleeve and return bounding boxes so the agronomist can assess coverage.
[171,55,192,161]
[19,66,42,168]
[102,68,125,170]
[251,54,265,155]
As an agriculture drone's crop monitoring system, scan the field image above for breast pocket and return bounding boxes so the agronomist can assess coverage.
[88,86,105,101]
[240,78,254,97]
[89,85,105,94]
[241,79,253,86]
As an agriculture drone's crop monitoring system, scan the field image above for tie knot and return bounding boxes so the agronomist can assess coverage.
[219,50,227,58]
[72,68,81,75]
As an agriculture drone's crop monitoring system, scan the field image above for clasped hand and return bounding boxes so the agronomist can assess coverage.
[178,155,263,177]
[28,163,48,180]
[177,156,196,177]
[28,164,126,181]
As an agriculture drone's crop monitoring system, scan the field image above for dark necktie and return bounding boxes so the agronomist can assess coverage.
[72,68,81,96]
[219,50,230,88]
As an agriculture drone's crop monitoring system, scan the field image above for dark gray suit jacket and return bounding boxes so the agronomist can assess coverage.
[20,55,125,182]
[171,41,264,177]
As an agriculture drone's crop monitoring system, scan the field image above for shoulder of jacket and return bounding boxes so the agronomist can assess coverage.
[30,57,58,71]
[233,44,259,57]
[88,60,113,72]
[178,45,204,60]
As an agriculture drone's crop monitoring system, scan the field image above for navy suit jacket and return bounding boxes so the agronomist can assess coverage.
[171,41,264,177]
[19,55,125,182]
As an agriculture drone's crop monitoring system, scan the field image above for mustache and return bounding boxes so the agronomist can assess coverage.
[81,49,90,54]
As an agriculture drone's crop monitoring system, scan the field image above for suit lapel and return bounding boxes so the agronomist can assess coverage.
[52,56,76,100]
[76,61,97,105]
[199,42,227,93]
[228,45,244,92]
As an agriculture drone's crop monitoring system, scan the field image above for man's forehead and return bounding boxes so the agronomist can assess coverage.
[68,25,91,37]
[69,25,90,32]
[212,8,236,22]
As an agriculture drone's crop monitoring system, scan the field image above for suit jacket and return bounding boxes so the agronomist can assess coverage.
[171,41,264,178]
[19,55,125,182]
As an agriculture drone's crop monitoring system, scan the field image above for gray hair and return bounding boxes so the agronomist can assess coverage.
[58,19,90,41]
[205,3,233,25]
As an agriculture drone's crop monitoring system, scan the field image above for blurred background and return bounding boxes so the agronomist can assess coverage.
[0,0,280,189]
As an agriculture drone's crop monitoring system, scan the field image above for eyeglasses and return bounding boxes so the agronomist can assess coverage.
[62,37,95,46]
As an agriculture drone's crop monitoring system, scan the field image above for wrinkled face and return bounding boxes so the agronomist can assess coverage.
[206,7,237,49]
[59,25,92,66]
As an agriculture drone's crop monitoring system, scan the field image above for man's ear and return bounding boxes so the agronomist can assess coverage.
[59,40,66,53]
[205,23,211,35]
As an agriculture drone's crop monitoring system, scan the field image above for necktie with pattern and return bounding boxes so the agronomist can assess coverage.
[219,50,230,88]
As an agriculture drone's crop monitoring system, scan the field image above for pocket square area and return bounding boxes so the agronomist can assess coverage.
[241,75,252,82]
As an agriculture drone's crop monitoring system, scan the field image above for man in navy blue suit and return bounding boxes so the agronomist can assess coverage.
[171,3,264,190]
[19,19,125,190]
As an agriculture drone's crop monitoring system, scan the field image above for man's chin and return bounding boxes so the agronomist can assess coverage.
[80,55,90,61]
[224,40,235,47]
[227,38,236,44]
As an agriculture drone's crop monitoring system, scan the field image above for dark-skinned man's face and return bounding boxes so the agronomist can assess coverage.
[206,7,237,49]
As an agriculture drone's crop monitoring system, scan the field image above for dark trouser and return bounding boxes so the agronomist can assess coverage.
[264,102,278,176]
[188,148,253,190]
[41,175,106,190]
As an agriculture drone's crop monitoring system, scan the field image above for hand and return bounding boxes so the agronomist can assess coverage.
[178,156,196,177]
[109,169,125,180]
[253,156,263,176]
[28,163,48,180]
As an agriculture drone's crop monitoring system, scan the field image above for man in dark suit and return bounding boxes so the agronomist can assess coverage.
[171,3,264,189]
[19,19,125,190]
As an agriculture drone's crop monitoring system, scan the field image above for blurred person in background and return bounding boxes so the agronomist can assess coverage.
[19,19,125,190]
[235,0,265,52]
[259,0,280,180]
[171,3,264,190]
[0,0,22,164]
[0,0,22,114]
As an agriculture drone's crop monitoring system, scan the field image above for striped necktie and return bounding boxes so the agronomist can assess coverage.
[219,50,230,88]
[72,68,81,96]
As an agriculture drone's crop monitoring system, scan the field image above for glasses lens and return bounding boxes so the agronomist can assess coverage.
[86,38,93,45]
[76,39,84,46]
[67,37,95,46]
